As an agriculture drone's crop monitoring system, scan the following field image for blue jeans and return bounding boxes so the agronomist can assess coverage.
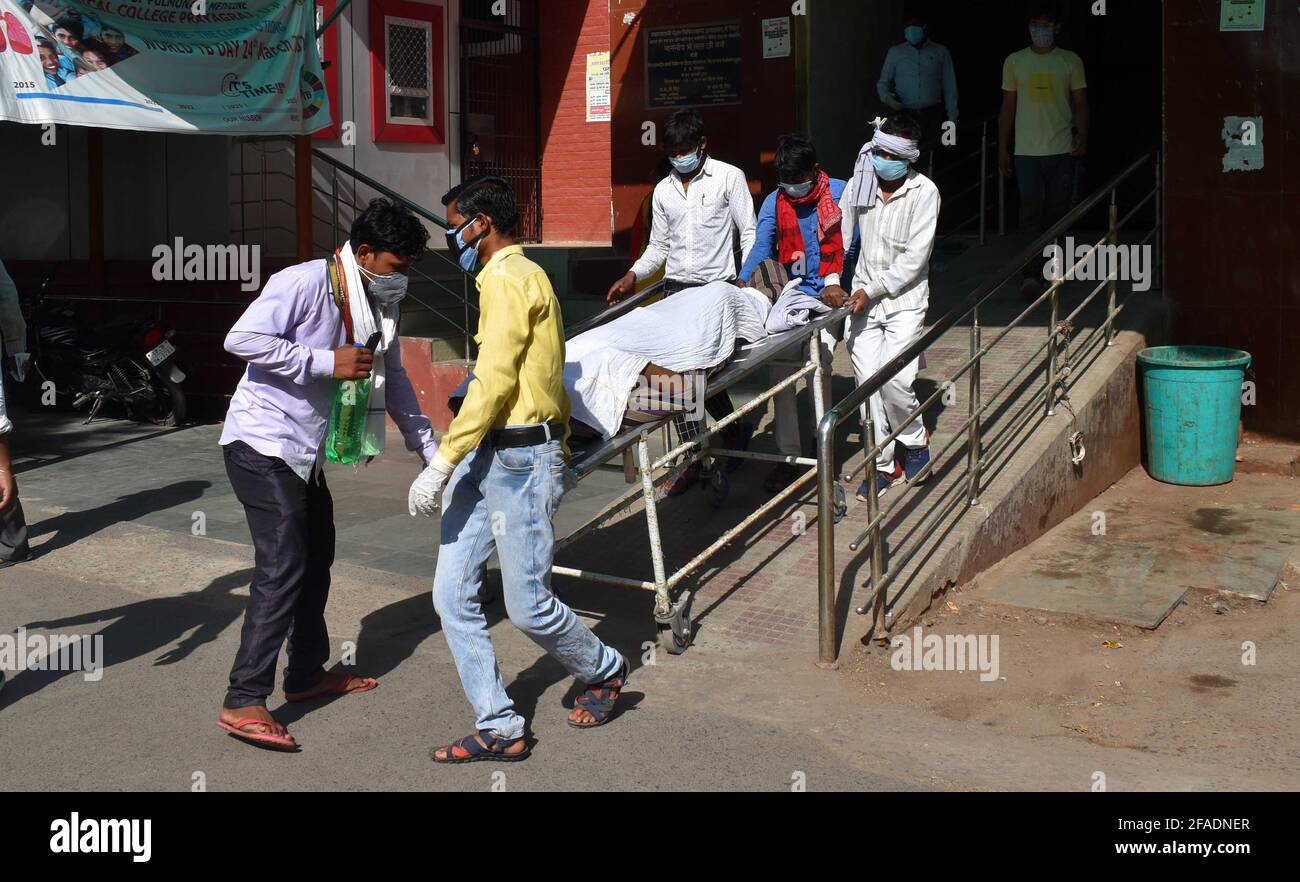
[432,437,625,740]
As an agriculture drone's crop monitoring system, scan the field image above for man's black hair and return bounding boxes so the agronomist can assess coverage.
[881,113,923,143]
[441,175,520,239]
[54,17,83,39]
[1026,2,1060,22]
[774,134,818,182]
[349,197,430,257]
[663,109,706,153]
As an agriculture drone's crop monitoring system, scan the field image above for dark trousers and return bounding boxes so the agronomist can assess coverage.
[662,279,738,446]
[1015,154,1078,280]
[223,441,335,709]
[0,498,29,562]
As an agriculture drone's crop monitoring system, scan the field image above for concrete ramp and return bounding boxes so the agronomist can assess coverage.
[974,469,1300,628]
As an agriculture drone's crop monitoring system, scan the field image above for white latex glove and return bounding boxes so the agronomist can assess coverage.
[8,353,29,383]
[408,459,452,517]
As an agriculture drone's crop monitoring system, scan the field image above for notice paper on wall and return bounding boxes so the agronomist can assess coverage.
[586,51,611,122]
[1220,0,1266,31]
[762,17,791,59]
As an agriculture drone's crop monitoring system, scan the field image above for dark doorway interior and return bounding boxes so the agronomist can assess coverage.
[459,0,542,241]
[912,0,1163,191]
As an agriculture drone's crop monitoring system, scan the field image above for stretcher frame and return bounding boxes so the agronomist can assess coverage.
[554,288,850,653]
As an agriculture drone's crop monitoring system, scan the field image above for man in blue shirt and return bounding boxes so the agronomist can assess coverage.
[739,135,853,492]
[877,14,959,162]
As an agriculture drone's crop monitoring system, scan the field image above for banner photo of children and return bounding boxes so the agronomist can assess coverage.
[24,2,139,89]
[0,0,329,135]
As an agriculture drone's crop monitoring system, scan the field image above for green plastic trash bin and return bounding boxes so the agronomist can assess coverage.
[1137,346,1252,486]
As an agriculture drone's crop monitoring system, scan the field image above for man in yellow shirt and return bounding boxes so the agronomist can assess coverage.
[998,4,1089,297]
[408,176,628,763]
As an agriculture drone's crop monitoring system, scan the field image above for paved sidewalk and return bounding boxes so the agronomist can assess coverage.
[8,408,633,582]
[5,230,1295,790]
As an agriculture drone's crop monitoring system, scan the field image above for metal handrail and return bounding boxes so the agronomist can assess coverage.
[309,147,451,230]
[229,138,662,361]
[923,113,1005,243]
[230,136,481,360]
[815,150,1162,664]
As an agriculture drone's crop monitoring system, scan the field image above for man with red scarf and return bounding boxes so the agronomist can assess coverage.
[739,134,853,492]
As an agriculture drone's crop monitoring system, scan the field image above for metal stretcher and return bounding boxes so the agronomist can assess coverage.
[554,285,850,654]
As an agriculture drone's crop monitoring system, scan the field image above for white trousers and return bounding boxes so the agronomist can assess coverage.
[844,302,928,471]
[772,327,838,457]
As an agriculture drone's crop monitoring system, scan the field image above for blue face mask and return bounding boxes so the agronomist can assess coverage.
[872,155,909,182]
[670,149,702,175]
[779,180,814,199]
[904,25,925,46]
[446,217,485,273]
[1030,25,1055,48]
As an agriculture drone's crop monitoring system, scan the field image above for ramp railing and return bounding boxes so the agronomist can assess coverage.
[815,151,1163,664]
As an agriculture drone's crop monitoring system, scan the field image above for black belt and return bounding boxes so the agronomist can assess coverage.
[664,278,720,295]
[488,422,566,449]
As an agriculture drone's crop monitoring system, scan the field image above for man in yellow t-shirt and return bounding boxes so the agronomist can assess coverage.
[408,176,629,763]
[997,5,1089,295]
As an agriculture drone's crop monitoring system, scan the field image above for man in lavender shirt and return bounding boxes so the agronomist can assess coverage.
[217,199,437,750]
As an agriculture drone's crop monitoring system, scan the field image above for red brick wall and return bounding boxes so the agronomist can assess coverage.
[607,0,801,254]
[539,0,612,244]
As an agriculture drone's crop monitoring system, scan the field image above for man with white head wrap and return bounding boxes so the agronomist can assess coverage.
[838,114,941,502]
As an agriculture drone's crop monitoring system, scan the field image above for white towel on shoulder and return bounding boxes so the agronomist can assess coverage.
[338,242,399,458]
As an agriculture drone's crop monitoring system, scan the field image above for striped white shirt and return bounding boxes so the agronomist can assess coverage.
[631,156,757,286]
[834,169,940,316]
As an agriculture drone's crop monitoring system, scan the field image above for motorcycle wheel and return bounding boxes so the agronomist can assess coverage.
[142,374,187,427]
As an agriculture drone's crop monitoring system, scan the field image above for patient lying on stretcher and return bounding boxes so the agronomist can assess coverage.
[565,280,778,441]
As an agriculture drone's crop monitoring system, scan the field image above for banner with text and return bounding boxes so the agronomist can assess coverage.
[0,0,329,134]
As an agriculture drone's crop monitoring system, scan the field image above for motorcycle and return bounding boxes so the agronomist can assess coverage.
[19,274,188,427]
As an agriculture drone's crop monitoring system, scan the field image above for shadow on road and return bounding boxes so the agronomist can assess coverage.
[0,568,251,711]
[25,480,211,557]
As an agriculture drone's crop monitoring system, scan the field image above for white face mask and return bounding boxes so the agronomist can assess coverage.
[1030,25,1056,48]
[359,265,409,305]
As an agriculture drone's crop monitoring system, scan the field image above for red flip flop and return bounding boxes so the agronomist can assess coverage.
[218,718,298,751]
[284,673,379,703]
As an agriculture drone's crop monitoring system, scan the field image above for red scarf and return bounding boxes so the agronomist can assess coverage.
[775,170,844,278]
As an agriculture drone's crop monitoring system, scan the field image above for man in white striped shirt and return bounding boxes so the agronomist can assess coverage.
[608,110,758,496]
[838,114,941,501]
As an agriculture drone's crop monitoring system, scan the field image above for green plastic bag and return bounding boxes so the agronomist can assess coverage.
[326,373,377,465]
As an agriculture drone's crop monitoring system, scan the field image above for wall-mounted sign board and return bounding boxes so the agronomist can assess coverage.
[646,21,743,109]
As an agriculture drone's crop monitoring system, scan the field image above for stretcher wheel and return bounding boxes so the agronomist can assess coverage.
[658,622,691,655]
[656,596,693,655]
[833,484,848,524]
[705,470,729,508]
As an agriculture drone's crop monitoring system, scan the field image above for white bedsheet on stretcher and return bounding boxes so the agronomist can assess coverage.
[564,281,771,439]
